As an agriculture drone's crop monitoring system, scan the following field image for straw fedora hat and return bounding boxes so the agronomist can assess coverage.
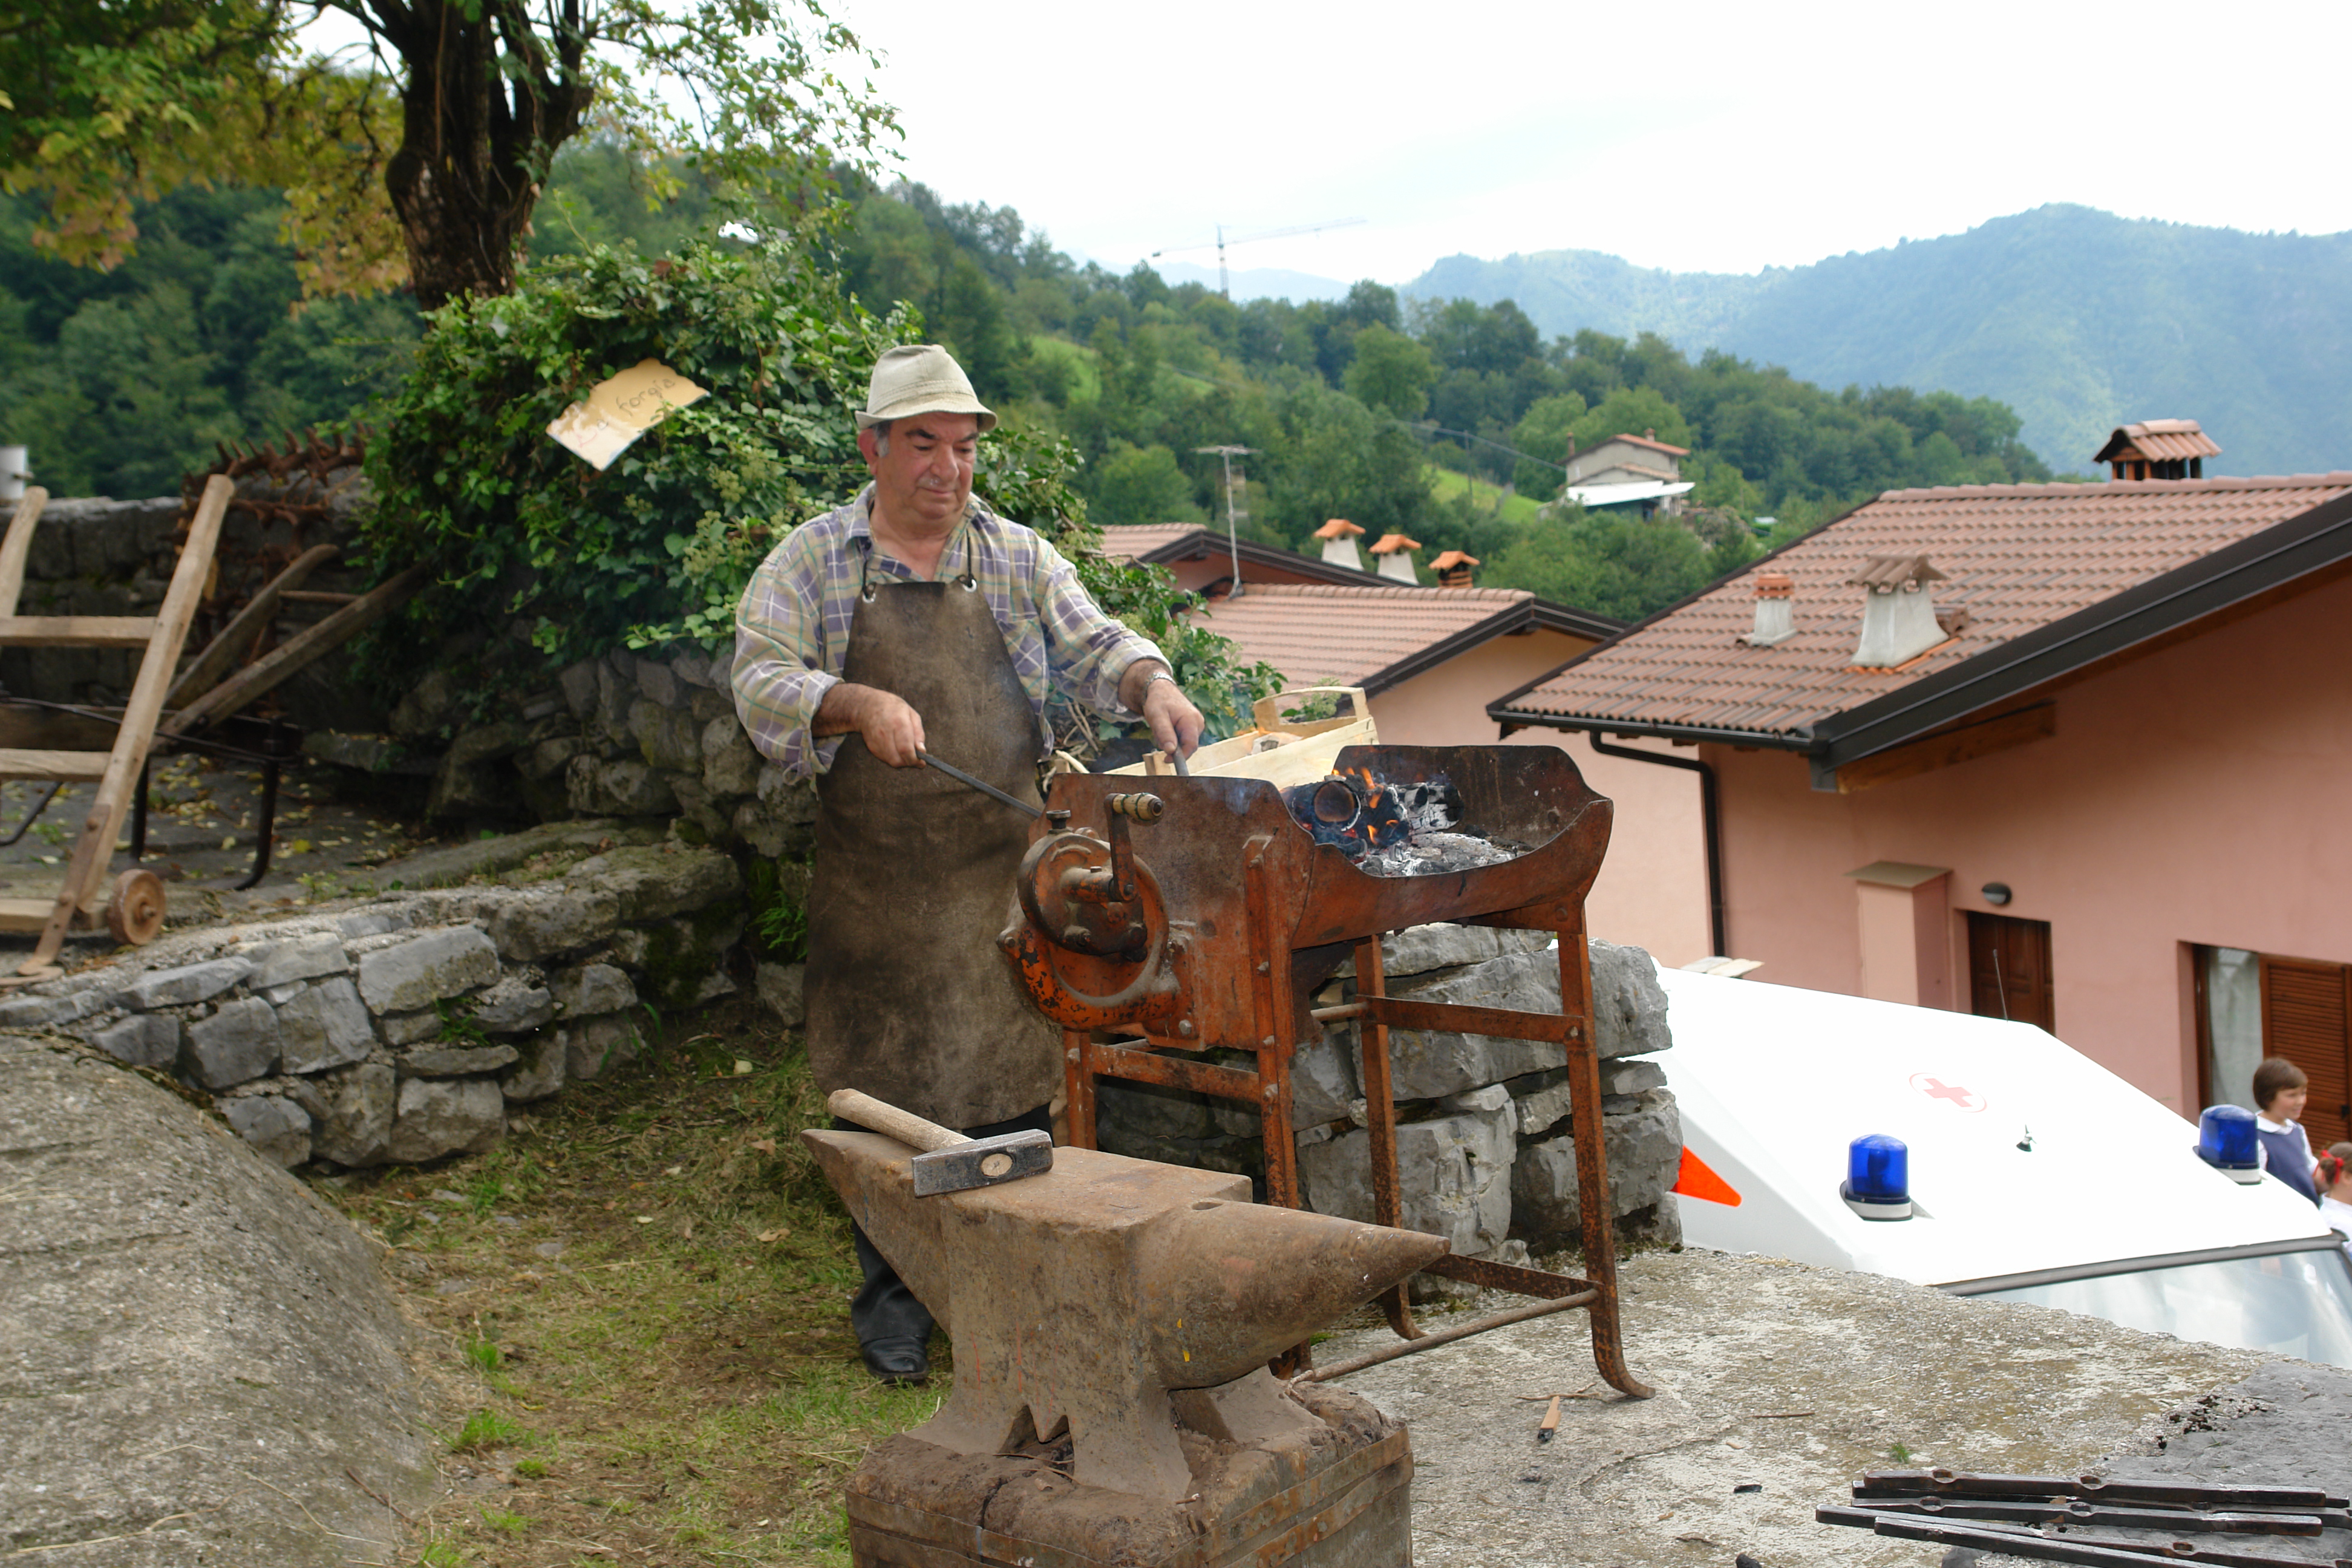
[856,344,997,433]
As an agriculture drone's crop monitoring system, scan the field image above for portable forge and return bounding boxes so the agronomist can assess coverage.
[999,742,1652,1394]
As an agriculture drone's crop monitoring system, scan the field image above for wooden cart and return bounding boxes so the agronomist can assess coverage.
[0,478,229,978]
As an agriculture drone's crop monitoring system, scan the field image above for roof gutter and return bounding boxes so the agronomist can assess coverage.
[1370,599,1627,696]
[1488,710,1812,753]
[1584,733,1728,960]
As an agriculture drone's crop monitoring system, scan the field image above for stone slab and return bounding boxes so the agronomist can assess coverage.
[122,956,254,1011]
[383,1076,504,1164]
[0,1033,431,1563]
[185,996,281,1089]
[276,978,374,1074]
[355,926,500,1014]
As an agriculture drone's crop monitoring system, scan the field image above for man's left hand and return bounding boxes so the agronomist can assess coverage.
[1141,675,1205,761]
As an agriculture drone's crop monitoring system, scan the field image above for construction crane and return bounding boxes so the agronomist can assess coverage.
[1151,218,1367,298]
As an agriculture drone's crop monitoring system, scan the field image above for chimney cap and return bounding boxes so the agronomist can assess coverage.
[1753,572,1794,598]
[1846,555,1947,592]
[2093,419,2220,466]
[1314,518,1365,538]
[1430,550,1480,570]
[1370,532,1422,555]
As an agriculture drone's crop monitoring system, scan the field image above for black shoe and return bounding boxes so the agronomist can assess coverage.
[861,1336,929,1383]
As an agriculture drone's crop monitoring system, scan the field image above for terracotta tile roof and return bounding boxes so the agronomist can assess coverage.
[1098,523,1204,560]
[1499,475,2352,741]
[1193,583,1541,691]
[1592,433,1691,459]
[2095,419,2221,465]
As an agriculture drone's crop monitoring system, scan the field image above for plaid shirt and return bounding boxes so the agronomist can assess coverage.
[731,485,1164,777]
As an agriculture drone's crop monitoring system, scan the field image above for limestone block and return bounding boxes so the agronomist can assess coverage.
[687,686,731,723]
[756,763,820,823]
[701,716,760,799]
[594,659,634,740]
[91,1013,180,1068]
[670,650,714,688]
[1510,1089,1685,1243]
[356,926,500,1014]
[566,754,678,817]
[1291,1030,1359,1129]
[732,798,795,858]
[123,957,255,1011]
[276,978,374,1074]
[628,699,700,772]
[562,1014,638,1082]
[609,927,651,967]
[484,888,619,962]
[500,1034,567,1102]
[222,1094,311,1168]
[635,658,682,708]
[517,734,585,783]
[754,962,805,1028]
[401,1044,520,1076]
[567,841,739,923]
[707,648,735,690]
[336,910,410,941]
[1590,939,1673,1060]
[383,1077,504,1164]
[377,1010,442,1046]
[0,989,104,1030]
[1334,923,1554,981]
[472,975,554,1033]
[1380,952,1567,1100]
[552,962,636,1018]
[250,932,350,990]
[291,1062,396,1166]
[388,668,460,742]
[186,998,281,1089]
[558,658,601,719]
[1301,1103,1516,1256]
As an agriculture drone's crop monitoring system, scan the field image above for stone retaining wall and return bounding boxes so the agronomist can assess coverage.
[0,835,779,1169]
[1095,926,1682,1265]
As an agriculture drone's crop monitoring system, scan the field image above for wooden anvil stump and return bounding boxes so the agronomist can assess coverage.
[804,1131,1442,1564]
[847,1379,1411,1568]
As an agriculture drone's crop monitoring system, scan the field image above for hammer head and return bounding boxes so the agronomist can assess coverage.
[911,1127,1053,1196]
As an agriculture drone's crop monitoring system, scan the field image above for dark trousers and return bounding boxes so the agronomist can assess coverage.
[831,1103,1053,1350]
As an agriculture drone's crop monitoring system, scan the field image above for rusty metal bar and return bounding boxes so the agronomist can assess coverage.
[1560,912,1652,1397]
[1298,1289,1599,1382]
[1857,1472,2344,1511]
[1353,935,1420,1343]
[1062,1029,1097,1149]
[1089,1039,1266,1103]
[1860,1499,2324,1537]
[1823,1506,2340,1568]
[1312,1001,1367,1023]
[1422,1252,1595,1299]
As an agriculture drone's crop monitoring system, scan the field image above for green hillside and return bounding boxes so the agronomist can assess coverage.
[1408,205,2352,476]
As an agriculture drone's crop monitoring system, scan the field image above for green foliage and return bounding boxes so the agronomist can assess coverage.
[1488,508,1733,622]
[746,857,811,964]
[1343,324,1436,420]
[356,238,893,703]
[448,1409,522,1452]
[1092,442,1201,523]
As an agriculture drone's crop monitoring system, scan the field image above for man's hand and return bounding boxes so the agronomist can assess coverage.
[814,682,926,768]
[1139,672,1205,761]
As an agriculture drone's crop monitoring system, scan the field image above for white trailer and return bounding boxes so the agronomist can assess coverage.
[1659,966,2352,1366]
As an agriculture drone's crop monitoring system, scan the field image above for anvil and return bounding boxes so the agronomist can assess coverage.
[805,1129,1447,1502]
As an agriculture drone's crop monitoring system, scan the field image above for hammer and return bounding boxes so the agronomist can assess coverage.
[826,1088,1054,1196]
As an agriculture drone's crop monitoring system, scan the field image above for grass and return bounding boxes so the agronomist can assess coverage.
[316,1001,943,1566]
[1423,464,1544,525]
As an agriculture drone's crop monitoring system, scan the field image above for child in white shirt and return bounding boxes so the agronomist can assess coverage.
[2253,1057,2319,1206]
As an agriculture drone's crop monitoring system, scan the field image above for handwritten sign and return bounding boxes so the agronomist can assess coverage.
[547,359,709,470]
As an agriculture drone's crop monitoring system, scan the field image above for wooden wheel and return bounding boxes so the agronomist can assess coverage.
[106,869,166,946]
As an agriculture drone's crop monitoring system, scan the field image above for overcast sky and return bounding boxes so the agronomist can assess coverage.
[821,0,2351,284]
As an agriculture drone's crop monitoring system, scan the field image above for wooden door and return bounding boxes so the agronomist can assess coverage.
[2259,956,2352,1148]
[1967,912,2054,1032]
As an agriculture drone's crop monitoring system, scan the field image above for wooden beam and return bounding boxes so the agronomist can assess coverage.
[0,748,113,782]
[1836,703,2056,794]
[166,541,339,708]
[0,615,158,647]
[162,562,430,737]
[0,488,48,618]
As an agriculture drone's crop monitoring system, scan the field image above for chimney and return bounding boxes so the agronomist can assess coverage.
[1431,549,1479,588]
[1369,532,1422,584]
[1314,517,1366,571]
[2092,419,2220,482]
[1644,428,1655,441]
[1740,571,1795,646]
[1847,555,1949,667]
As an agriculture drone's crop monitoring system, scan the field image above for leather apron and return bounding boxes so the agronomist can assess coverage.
[802,560,1059,1129]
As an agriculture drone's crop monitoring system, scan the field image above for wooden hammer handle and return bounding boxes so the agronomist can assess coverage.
[828,1089,970,1152]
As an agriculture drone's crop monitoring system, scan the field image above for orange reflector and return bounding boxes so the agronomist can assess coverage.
[1673,1146,1741,1206]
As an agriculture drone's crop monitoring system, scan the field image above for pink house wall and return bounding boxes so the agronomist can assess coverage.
[1365,631,1713,967]
[1700,569,2352,1113]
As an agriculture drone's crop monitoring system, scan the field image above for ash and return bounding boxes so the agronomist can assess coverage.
[1357,831,1522,878]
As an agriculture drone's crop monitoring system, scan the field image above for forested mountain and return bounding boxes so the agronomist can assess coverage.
[0,150,2054,618]
[1408,206,2352,477]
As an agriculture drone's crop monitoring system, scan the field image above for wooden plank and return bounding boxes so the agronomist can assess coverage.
[166,541,339,708]
[0,749,112,782]
[21,474,232,972]
[0,897,64,932]
[0,488,47,618]
[0,709,117,751]
[1836,702,2056,794]
[162,561,430,737]
[0,615,158,647]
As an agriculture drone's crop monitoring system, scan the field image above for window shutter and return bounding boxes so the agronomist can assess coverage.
[2261,956,2352,1149]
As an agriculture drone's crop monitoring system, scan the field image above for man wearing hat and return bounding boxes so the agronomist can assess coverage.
[731,344,1204,1380]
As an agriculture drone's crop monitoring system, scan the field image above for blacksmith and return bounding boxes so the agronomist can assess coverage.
[730,344,1204,1381]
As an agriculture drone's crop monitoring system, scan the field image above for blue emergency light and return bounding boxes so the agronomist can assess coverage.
[2195,1105,2264,1184]
[1841,1133,1912,1220]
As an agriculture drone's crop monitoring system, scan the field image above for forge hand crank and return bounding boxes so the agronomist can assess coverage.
[826,1088,1053,1196]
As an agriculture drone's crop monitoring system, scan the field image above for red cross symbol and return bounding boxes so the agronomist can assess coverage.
[1909,1073,1987,1112]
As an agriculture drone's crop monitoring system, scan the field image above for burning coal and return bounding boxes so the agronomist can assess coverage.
[1280,769,1523,877]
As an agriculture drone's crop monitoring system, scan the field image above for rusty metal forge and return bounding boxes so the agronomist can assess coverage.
[999,743,1653,1394]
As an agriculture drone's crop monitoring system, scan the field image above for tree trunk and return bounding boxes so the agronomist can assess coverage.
[369,0,592,309]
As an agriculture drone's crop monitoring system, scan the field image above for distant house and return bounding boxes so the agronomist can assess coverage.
[1491,420,2352,1125]
[1097,523,1389,596]
[1561,431,1695,515]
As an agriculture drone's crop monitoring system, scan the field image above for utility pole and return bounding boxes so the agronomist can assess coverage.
[1193,445,1256,597]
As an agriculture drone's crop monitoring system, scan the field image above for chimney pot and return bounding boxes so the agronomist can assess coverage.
[1846,555,1950,667]
[1742,572,1796,646]
[1644,428,1655,441]
[1369,532,1422,584]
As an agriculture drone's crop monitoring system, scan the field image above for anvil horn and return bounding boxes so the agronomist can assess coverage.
[802,1128,1449,1501]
